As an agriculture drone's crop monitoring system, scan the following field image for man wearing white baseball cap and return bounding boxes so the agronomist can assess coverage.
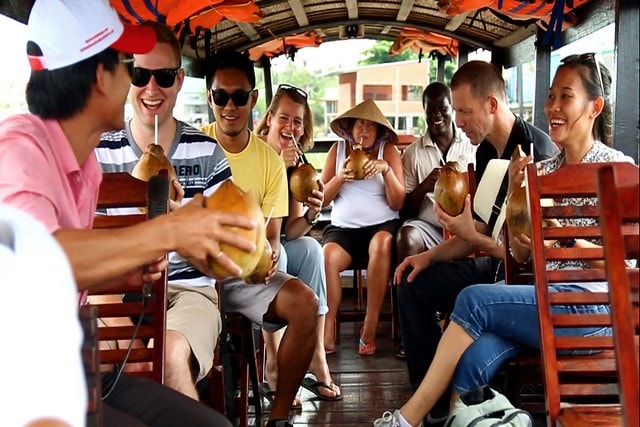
[25,0,155,72]
[0,0,246,426]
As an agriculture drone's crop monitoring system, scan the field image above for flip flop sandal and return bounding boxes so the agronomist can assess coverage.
[301,377,343,401]
[260,382,302,409]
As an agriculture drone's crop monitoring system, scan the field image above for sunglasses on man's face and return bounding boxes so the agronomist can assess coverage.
[209,89,255,107]
[131,67,179,88]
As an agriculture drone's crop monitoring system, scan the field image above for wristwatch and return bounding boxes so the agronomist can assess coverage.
[303,210,319,225]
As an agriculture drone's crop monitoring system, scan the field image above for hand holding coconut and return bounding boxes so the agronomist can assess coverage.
[197,180,268,280]
[505,145,535,263]
[288,134,322,204]
[434,193,476,240]
[434,161,468,216]
[432,164,475,241]
[363,158,390,180]
[243,238,274,284]
[304,179,325,219]
[423,167,442,193]
[161,192,258,280]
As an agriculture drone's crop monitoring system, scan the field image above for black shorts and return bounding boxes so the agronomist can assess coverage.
[322,219,401,262]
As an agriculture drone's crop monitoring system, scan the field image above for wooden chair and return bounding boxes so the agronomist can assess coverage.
[501,215,544,414]
[598,164,640,427]
[202,283,262,427]
[80,305,103,427]
[88,172,168,383]
[335,251,396,342]
[525,161,639,427]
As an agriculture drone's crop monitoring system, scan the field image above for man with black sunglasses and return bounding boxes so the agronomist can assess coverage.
[201,49,318,427]
[0,1,238,426]
[97,21,244,405]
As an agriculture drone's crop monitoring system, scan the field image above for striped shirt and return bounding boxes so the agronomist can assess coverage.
[96,120,232,287]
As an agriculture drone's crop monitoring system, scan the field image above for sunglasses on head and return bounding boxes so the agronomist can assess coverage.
[209,89,255,107]
[560,52,605,97]
[277,84,308,100]
[131,67,179,88]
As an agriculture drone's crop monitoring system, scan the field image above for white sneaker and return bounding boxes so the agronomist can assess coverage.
[373,410,401,427]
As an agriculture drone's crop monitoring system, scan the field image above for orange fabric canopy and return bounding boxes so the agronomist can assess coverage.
[438,0,589,25]
[390,29,458,58]
[248,32,324,61]
[109,0,261,33]
[436,0,592,48]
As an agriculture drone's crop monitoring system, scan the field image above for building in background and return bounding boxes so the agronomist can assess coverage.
[330,60,429,138]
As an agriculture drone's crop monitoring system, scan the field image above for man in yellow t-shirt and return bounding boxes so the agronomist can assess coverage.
[202,49,318,427]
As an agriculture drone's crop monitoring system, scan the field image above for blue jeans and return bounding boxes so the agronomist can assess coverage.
[278,236,328,315]
[449,283,611,393]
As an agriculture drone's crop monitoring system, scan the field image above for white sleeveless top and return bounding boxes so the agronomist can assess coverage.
[331,140,399,228]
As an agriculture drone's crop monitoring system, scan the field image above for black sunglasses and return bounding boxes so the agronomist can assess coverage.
[118,55,134,77]
[277,84,308,100]
[131,67,179,88]
[560,52,605,97]
[209,89,255,107]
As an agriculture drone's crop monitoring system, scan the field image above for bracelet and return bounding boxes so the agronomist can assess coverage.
[382,166,390,176]
[303,210,318,226]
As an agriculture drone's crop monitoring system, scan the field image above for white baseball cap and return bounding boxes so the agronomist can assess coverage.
[26,0,155,71]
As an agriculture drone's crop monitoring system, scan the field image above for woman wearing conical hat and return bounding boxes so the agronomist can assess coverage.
[320,98,405,356]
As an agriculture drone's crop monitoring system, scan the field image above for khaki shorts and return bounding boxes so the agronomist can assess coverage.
[167,284,221,382]
[221,271,292,332]
[402,218,444,249]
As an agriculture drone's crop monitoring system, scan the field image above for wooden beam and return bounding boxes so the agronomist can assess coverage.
[346,0,358,20]
[457,44,470,66]
[533,28,551,132]
[494,24,537,48]
[445,11,470,32]
[261,56,273,110]
[237,19,492,52]
[236,21,261,42]
[288,0,308,27]
[613,0,639,162]
[396,0,415,22]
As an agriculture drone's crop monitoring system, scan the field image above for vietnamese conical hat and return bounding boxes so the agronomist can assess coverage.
[330,98,399,146]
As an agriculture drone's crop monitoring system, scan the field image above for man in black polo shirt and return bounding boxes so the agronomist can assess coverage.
[395,60,557,425]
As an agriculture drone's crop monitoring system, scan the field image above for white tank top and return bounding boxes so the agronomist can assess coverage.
[331,140,399,228]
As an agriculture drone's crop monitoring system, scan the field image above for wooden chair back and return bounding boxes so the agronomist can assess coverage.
[525,161,639,426]
[88,172,168,383]
[598,165,640,427]
[79,305,103,427]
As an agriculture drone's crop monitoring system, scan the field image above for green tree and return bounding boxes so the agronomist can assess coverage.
[359,40,417,65]
[254,59,337,135]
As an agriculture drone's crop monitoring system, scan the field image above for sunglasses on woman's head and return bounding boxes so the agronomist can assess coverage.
[277,84,308,100]
[131,67,179,88]
[209,89,255,107]
[560,52,605,97]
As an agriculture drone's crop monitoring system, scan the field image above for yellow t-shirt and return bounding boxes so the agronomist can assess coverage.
[201,123,288,219]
